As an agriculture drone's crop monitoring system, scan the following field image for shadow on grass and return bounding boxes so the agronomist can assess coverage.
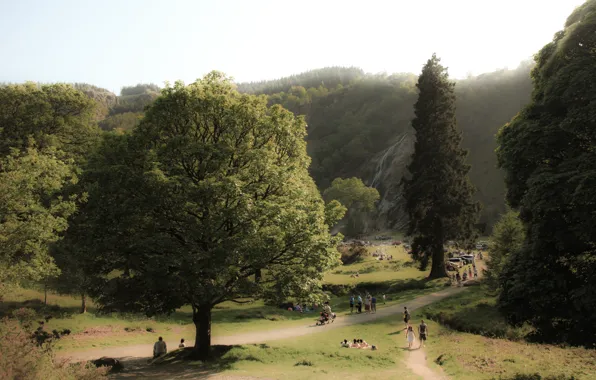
[0,298,85,319]
[111,345,253,379]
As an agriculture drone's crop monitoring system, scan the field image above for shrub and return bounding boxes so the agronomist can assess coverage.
[0,319,107,379]
[295,359,314,366]
[501,374,577,380]
[339,243,368,265]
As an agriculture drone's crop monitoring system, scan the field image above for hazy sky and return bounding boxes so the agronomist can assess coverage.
[0,0,585,93]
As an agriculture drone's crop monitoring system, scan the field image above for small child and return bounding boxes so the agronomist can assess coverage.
[178,338,185,348]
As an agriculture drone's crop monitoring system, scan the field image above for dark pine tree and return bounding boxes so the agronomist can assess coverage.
[402,54,480,279]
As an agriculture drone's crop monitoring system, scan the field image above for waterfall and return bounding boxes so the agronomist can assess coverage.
[371,133,408,188]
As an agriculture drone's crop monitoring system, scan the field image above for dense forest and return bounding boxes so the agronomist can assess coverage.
[79,63,532,232]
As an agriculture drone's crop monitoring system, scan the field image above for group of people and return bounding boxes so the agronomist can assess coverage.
[403,307,429,349]
[371,251,393,261]
[451,264,478,286]
[340,338,377,350]
[349,293,386,313]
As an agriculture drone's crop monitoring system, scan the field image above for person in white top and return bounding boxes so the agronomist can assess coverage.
[153,336,167,358]
[406,326,416,349]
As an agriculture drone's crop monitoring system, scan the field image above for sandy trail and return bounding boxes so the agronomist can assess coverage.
[57,286,467,363]
[404,339,447,380]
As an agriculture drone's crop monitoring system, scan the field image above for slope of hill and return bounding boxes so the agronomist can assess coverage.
[242,64,533,230]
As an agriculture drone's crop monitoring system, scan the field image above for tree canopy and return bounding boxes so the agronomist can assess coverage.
[402,54,480,278]
[0,148,78,285]
[496,0,596,345]
[0,83,100,161]
[77,73,344,358]
[323,177,380,236]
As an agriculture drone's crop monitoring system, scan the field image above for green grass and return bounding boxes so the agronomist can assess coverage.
[411,288,596,379]
[127,307,595,380]
[2,278,447,353]
[324,245,428,285]
[419,285,533,340]
[418,317,595,379]
[147,314,421,380]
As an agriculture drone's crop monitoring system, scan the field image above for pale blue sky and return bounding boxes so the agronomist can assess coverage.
[0,0,584,93]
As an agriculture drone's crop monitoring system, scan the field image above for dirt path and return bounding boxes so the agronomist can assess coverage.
[404,339,447,380]
[58,286,466,363]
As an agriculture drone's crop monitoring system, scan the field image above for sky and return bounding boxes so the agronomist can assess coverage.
[0,0,585,94]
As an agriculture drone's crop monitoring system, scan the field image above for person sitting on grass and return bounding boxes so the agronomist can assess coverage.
[153,336,167,359]
[358,339,369,348]
[178,338,185,348]
[341,339,350,348]
[351,338,360,348]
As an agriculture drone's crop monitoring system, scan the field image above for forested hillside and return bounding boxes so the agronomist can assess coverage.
[241,64,533,230]
[79,64,532,231]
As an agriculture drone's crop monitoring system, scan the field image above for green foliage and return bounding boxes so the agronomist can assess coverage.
[323,177,380,236]
[0,148,78,284]
[72,83,117,121]
[496,0,596,345]
[323,177,379,212]
[120,83,160,96]
[98,111,141,132]
[484,210,525,289]
[402,54,480,278]
[247,66,531,230]
[0,83,100,161]
[77,72,344,358]
[237,67,363,95]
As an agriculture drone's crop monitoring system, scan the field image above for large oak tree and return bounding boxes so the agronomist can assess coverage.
[80,72,344,359]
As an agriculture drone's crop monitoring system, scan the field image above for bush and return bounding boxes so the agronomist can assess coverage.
[501,374,577,380]
[0,319,107,379]
[339,244,368,265]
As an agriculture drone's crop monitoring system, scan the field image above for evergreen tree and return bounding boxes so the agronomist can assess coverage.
[484,210,525,290]
[402,54,480,278]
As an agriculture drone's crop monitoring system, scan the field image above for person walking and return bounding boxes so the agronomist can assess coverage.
[371,295,377,313]
[153,336,167,358]
[418,320,428,348]
[403,306,411,328]
[349,295,355,314]
[382,294,386,304]
[406,326,416,349]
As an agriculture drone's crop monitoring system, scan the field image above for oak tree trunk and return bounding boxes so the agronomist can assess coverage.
[191,304,212,360]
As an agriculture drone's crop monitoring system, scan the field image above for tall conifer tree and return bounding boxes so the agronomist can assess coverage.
[402,54,480,278]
